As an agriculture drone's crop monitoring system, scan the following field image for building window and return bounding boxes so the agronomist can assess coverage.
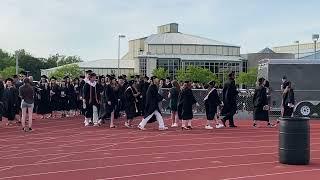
[139,58,147,76]
[157,59,180,78]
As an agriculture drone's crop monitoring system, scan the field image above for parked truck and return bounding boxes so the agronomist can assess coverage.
[258,59,320,117]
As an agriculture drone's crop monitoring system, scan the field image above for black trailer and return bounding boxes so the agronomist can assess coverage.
[258,59,320,117]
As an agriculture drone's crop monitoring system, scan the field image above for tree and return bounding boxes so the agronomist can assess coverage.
[0,66,24,79]
[236,68,257,88]
[152,68,168,79]
[0,49,15,71]
[176,66,220,84]
[49,64,82,80]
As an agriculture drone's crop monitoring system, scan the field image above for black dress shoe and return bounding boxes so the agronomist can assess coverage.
[229,125,238,128]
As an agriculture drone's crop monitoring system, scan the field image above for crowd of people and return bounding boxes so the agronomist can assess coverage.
[0,70,295,132]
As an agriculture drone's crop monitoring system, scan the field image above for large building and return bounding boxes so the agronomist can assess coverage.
[242,47,294,69]
[273,42,320,59]
[122,23,245,82]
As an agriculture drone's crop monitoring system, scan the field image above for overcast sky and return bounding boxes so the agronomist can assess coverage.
[1,0,319,60]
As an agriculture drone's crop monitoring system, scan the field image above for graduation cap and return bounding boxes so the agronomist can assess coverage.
[79,75,85,79]
[85,70,93,74]
[150,76,158,81]
[5,78,13,83]
[194,81,199,83]
[208,81,216,86]
[109,76,115,81]
[12,75,19,78]
[89,73,97,77]
[184,80,190,84]
[118,76,124,80]
[99,75,105,80]
[111,74,116,78]
[166,77,171,80]
[19,71,27,76]
[73,77,79,81]
[122,74,127,78]
[130,75,135,79]
[41,75,48,79]
[50,76,57,80]
[63,76,70,80]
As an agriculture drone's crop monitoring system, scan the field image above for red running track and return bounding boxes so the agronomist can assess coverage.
[0,116,320,180]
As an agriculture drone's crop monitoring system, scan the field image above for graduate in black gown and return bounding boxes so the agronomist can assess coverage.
[204,81,224,129]
[83,73,101,126]
[221,72,239,128]
[100,76,117,128]
[78,75,85,115]
[59,79,69,118]
[49,77,60,118]
[115,76,126,118]
[36,75,51,118]
[0,78,4,121]
[178,81,199,130]
[65,76,77,116]
[138,76,168,131]
[282,81,295,117]
[168,80,180,127]
[73,78,82,115]
[124,80,138,128]
[3,78,19,125]
[253,78,273,127]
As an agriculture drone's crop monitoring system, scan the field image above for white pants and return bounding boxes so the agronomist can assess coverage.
[139,110,165,128]
[84,105,99,125]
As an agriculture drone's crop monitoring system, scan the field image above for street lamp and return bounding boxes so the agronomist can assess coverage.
[15,51,19,75]
[312,34,319,59]
[118,35,126,76]
[294,41,300,59]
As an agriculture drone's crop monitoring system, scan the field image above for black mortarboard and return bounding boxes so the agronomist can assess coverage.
[184,81,190,84]
[130,75,135,79]
[109,76,115,81]
[135,75,140,78]
[63,76,69,80]
[111,74,116,78]
[50,76,57,80]
[89,73,96,77]
[41,75,48,79]
[150,76,157,81]
[122,74,127,78]
[73,77,79,81]
[13,75,18,78]
[19,71,26,75]
[5,78,13,82]
[85,70,92,74]
[99,75,105,79]
[118,76,124,80]
[166,77,171,80]
[79,75,85,79]
[208,81,215,86]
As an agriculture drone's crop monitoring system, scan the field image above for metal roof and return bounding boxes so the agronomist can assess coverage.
[42,59,135,71]
[258,47,275,54]
[145,33,239,47]
[259,59,320,64]
[139,54,244,62]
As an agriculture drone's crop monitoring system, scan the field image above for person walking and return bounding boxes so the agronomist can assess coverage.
[19,78,35,132]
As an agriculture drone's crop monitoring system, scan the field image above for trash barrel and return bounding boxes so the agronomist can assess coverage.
[279,117,310,165]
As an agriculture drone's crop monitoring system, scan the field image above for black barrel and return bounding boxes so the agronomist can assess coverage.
[279,117,310,165]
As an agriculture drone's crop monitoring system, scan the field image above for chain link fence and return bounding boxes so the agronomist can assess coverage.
[159,88,283,120]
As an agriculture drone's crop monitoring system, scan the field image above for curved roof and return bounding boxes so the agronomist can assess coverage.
[145,33,238,47]
[258,47,275,54]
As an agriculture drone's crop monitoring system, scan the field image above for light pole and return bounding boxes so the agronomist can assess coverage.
[294,41,300,59]
[118,35,126,76]
[15,51,19,75]
[312,34,319,59]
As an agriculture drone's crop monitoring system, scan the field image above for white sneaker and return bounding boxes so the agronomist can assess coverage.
[216,124,224,129]
[138,125,146,131]
[171,123,178,127]
[93,123,99,127]
[159,127,169,131]
[84,122,90,127]
[125,122,131,128]
[205,125,214,130]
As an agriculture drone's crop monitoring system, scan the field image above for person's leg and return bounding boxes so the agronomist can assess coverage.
[187,120,192,128]
[110,111,115,128]
[181,120,186,128]
[138,112,155,129]
[21,107,27,130]
[154,110,166,130]
[28,106,33,130]
[84,104,92,126]
[92,105,99,126]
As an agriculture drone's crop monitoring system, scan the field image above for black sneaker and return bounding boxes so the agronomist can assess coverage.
[28,128,33,132]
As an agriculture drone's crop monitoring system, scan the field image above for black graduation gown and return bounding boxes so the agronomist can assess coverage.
[282,89,295,117]
[83,82,101,118]
[100,84,116,119]
[73,84,82,110]
[169,88,179,112]
[3,87,19,120]
[0,81,4,119]
[37,84,52,115]
[205,89,221,120]
[221,79,238,116]
[124,87,137,120]
[59,86,69,111]
[178,88,197,120]
[50,84,60,111]
[66,84,77,110]
[144,84,163,123]
[253,86,269,121]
